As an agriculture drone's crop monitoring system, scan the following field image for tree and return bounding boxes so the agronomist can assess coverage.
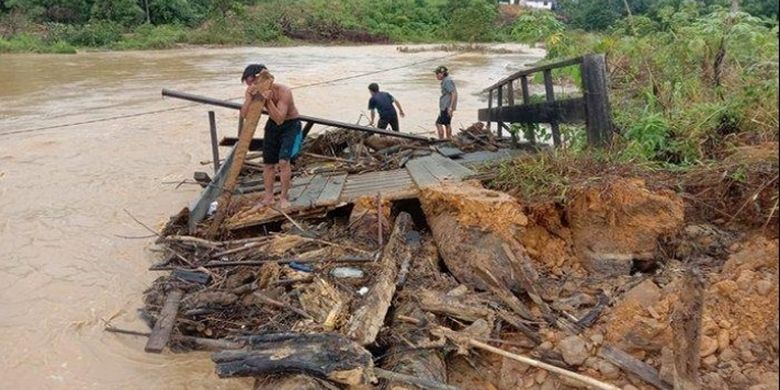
[446,0,498,42]
[90,0,143,26]
[148,0,196,25]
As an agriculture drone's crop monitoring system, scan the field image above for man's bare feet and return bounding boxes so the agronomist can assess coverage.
[260,195,275,206]
[278,198,291,209]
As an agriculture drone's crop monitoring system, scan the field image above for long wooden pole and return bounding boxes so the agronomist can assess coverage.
[206,70,274,238]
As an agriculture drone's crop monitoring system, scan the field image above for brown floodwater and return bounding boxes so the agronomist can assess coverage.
[0,44,543,389]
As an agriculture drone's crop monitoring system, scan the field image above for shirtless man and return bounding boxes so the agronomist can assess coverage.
[240,64,302,209]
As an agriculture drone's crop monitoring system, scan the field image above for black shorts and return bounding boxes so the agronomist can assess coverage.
[263,119,302,165]
[377,116,399,132]
[436,110,451,126]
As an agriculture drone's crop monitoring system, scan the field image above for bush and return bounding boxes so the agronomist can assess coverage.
[59,20,122,46]
[114,24,187,50]
[0,33,76,53]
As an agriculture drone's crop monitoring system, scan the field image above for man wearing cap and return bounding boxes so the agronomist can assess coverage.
[434,65,457,139]
[240,63,302,209]
[367,82,405,132]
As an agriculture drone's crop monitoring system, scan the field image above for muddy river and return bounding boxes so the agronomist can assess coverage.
[0,44,544,389]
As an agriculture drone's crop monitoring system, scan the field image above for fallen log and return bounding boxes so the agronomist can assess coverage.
[213,333,373,385]
[418,183,528,294]
[346,212,414,345]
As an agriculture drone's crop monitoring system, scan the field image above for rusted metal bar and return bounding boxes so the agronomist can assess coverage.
[161,89,431,142]
[208,111,220,173]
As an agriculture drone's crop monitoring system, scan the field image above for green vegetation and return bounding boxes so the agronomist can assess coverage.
[511,5,778,167]
[0,0,510,52]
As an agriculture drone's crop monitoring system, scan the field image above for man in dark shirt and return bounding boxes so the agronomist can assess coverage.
[367,83,405,132]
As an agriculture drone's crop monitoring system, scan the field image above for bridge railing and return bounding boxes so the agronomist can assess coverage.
[478,54,611,148]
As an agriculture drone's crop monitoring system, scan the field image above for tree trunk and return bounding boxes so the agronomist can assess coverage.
[346,212,414,345]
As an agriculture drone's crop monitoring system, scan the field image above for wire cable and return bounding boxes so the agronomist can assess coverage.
[1,52,460,138]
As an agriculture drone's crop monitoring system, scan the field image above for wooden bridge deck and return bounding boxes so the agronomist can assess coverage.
[193,149,522,232]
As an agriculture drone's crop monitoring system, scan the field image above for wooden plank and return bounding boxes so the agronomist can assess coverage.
[477,98,586,125]
[543,69,561,147]
[145,289,184,353]
[436,146,464,158]
[600,345,672,390]
[507,80,515,105]
[405,157,440,189]
[291,174,329,208]
[315,174,347,206]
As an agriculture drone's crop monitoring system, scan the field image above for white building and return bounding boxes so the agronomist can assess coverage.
[499,0,555,10]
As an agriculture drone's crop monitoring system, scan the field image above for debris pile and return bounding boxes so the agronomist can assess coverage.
[128,127,778,390]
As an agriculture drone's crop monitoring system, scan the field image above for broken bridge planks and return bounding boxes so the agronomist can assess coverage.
[406,153,474,189]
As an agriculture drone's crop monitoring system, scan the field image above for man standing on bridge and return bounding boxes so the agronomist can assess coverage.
[367,82,405,132]
[240,63,303,209]
[434,65,457,139]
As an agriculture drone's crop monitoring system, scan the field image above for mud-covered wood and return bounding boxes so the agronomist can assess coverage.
[213,332,372,385]
[346,212,414,345]
[418,288,492,322]
[600,344,672,390]
[145,289,183,353]
[671,269,704,390]
[206,70,274,238]
[425,213,517,293]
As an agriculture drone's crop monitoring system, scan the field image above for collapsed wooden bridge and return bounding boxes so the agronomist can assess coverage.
[132,54,638,390]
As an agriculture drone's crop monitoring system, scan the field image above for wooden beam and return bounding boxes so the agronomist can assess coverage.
[497,84,504,138]
[581,54,612,148]
[206,70,274,238]
[543,69,561,147]
[145,289,183,353]
[477,98,586,125]
[487,89,493,131]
